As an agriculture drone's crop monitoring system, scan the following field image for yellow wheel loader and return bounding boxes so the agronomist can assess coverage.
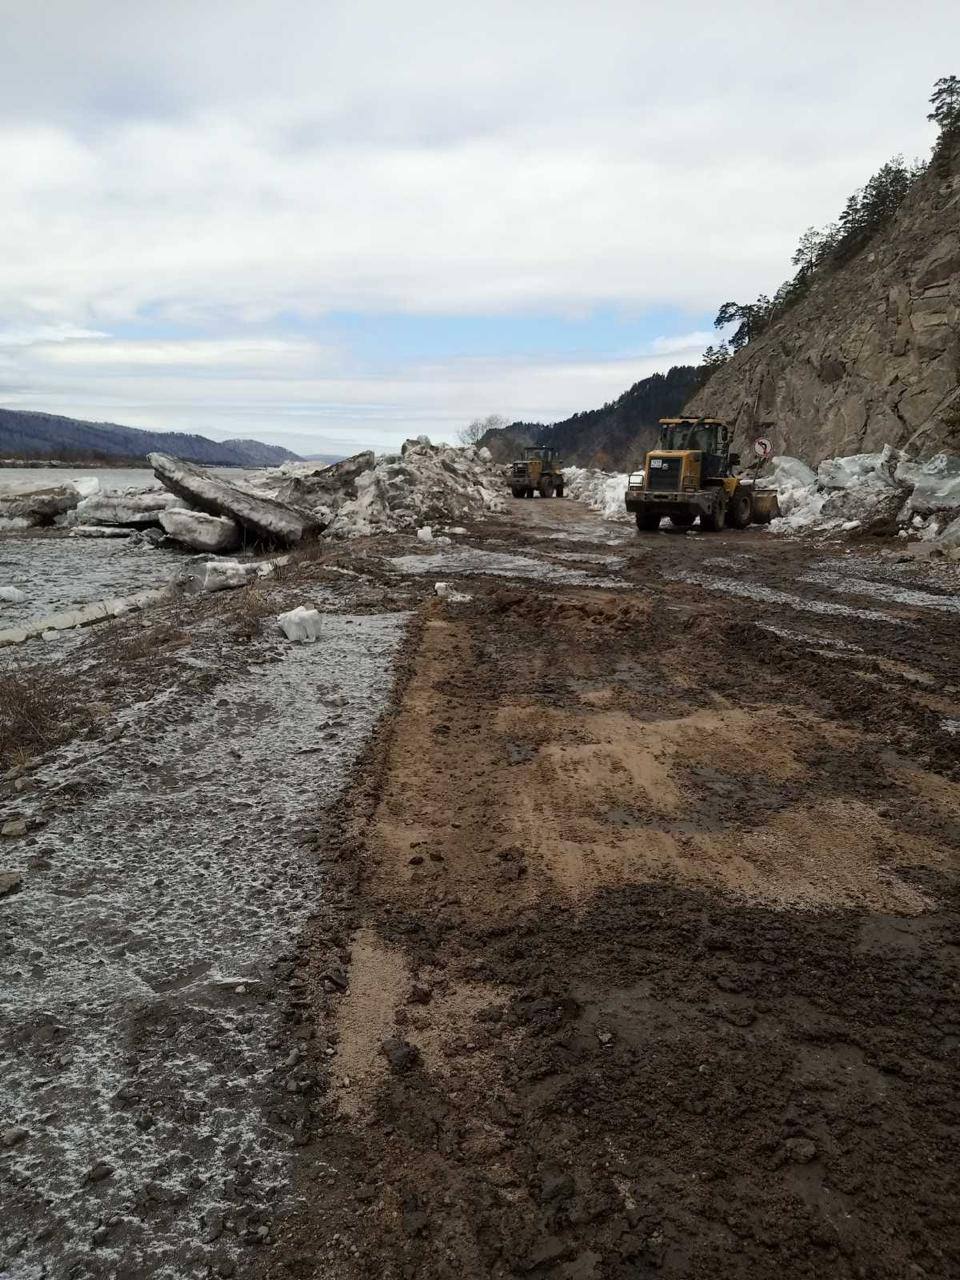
[509,446,565,499]
[624,418,779,532]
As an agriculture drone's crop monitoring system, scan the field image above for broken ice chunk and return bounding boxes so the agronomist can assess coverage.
[277,606,324,642]
[434,581,473,604]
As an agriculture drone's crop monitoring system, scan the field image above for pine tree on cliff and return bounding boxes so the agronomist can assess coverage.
[928,75,960,134]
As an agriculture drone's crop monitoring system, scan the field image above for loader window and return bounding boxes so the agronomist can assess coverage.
[659,423,723,454]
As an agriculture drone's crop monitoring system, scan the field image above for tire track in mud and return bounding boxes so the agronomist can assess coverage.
[261,543,960,1280]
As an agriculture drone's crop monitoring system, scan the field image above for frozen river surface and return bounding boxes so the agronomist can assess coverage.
[0,468,268,631]
[0,537,187,629]
[0,467,261,496]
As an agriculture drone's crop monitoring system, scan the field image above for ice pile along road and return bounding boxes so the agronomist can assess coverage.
[2,438,506,555]
[563,445,960,546]
[766,446,960,542]
[253,436,506,539]
[0,614,407,1280]
[143,439,507,549]
[561,467,630,522]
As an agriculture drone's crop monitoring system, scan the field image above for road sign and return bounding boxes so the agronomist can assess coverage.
[753,437,772,460]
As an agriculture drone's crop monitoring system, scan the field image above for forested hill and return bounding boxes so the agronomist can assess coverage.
[0,408,301,467]
[480,365,702,469]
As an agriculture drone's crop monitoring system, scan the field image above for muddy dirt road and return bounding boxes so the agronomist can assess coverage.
[3,496,959,1280]
[264,498,960,1280]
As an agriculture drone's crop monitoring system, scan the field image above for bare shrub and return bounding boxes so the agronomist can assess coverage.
[97,601,191,665]
[229,585,276,642]
[0,661,93,766]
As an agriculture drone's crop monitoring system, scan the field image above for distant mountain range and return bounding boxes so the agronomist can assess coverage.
[480,365,703,470]
[0,408,304,467]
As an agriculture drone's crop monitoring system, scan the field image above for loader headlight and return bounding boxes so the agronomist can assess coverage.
[628,471,645,486]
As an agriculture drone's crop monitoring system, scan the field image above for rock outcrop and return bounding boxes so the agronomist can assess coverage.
[686,135,960,463]
[149,453,321,546]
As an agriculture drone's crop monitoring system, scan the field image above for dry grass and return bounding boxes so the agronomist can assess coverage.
[278,538,330,573]
[0,661,94,767]
[97,599,192,665]
[227,585,277,641]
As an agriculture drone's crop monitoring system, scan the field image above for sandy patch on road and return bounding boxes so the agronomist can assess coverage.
[363,602,956,920]
[331,928,408,1116]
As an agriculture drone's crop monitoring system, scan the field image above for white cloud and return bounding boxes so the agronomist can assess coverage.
[0,331,713,453]
[0,323,109,348]
[39,337,331,369]
[648,331,715,357]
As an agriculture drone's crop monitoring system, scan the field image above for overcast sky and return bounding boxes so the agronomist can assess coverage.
[0,1,954,454]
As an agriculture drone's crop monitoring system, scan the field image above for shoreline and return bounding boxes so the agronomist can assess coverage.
[0,459,252,470]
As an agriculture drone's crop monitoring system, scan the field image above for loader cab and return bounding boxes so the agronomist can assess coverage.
[655,418,730,484]
[510,445,564,499]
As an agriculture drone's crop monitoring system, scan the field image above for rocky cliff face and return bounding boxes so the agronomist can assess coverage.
[686,137,960,464]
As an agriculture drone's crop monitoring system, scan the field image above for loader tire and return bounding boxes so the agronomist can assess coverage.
[669,510,695,528]
[556,484,564,498]
[729,489,753,529]
[700,494,727,531]
[636,510,661,532]
[511,487,525,499]
[539,476,556,499]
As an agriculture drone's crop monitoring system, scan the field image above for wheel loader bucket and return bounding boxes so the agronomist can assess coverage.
[750,490,780,523]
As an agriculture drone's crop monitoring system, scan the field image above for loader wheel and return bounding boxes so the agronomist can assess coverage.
[636,510,661,531]
[539,476,556,499]
[510,487,525,499]
[729,489,752,529]
[669,510,695,528]
[700,494,727,531]
[556,484,564,498]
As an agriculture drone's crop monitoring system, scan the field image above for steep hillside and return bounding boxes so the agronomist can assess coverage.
[686,135,960,463]
[0,408,301,467]
[481,365,701,469]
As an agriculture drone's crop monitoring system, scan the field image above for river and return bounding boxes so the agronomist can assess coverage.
[0,467,268,633]
[0,466,262,495]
